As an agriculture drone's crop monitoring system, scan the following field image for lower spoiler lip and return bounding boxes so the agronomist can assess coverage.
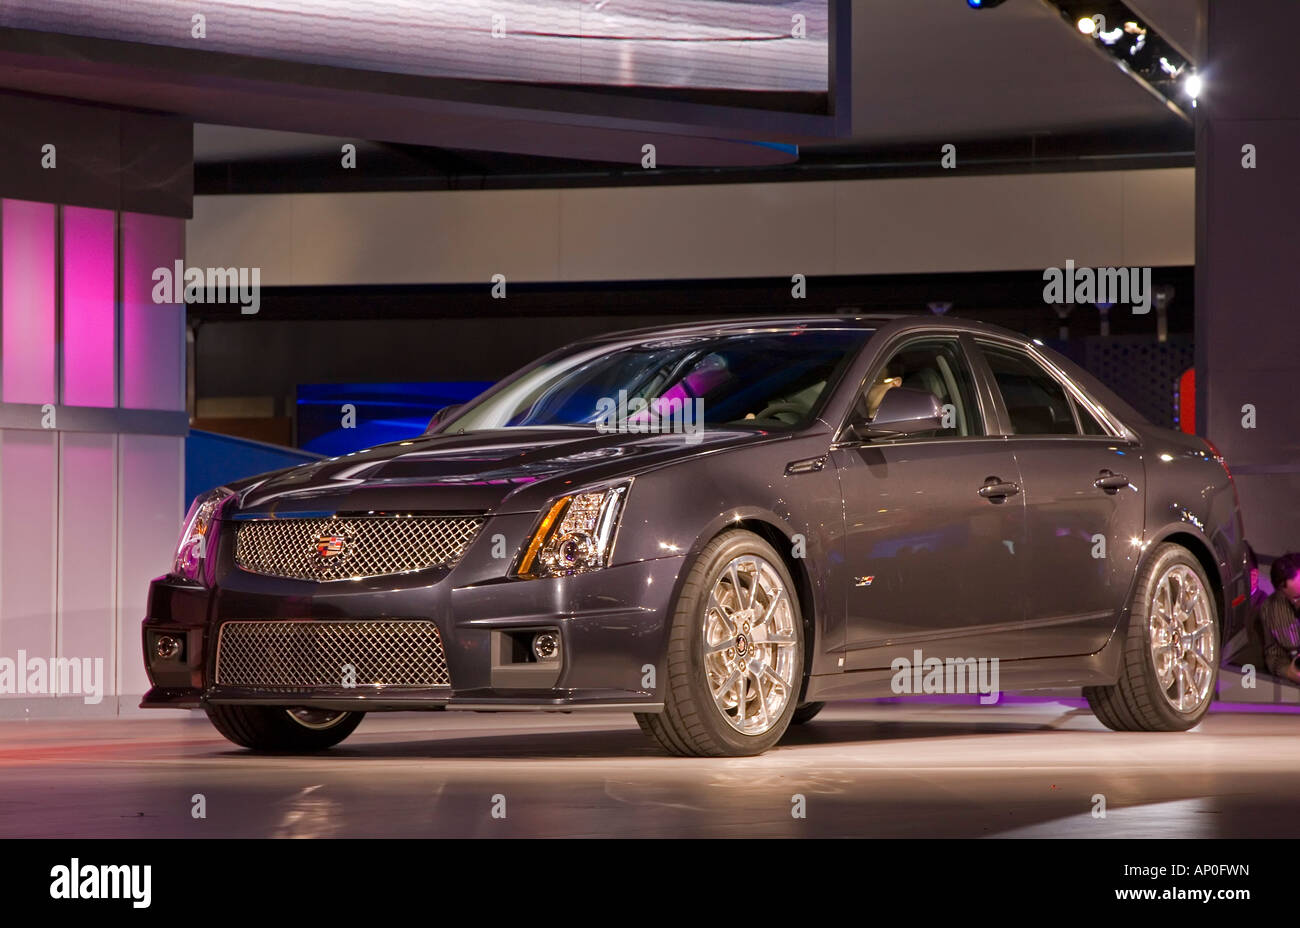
[175,685,663,713]
[142,686,663,714]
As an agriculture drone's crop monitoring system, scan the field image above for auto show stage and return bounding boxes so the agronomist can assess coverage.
[2,700,1296,839]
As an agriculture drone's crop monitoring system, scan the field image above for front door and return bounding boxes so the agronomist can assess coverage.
[833,337,1027,670]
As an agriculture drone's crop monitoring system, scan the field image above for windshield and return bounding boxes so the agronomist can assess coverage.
[442,327,873,434]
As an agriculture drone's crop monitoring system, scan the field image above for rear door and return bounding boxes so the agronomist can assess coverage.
[972,339,1144,658]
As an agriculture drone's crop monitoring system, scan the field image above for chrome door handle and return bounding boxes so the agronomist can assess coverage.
[977,477,1020,503]
[1094,470,1129,494]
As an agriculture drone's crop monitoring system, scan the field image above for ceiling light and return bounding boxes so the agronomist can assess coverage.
[1077,16,1097,34]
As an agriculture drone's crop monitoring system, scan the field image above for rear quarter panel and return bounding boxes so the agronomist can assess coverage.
[1135,425,1249,643]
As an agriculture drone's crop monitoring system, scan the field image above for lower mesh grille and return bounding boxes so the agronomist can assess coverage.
[215,620,451,688]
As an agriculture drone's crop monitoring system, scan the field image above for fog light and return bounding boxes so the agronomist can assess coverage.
[155,635,183,661]
[532,632,560,661]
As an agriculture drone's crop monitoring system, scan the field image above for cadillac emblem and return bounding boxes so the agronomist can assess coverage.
[314,533,347,559]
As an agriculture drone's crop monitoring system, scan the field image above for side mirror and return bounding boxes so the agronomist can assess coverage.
[849,387,943,440]
[426,403,462,433]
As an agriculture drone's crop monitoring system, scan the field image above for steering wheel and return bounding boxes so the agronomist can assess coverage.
[754,401,807,424]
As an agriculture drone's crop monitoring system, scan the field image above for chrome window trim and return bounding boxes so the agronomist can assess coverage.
[831,331,993,446]
[972,334,1134,441]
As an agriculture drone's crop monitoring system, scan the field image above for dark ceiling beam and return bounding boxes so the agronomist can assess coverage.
[195,126,1193,195]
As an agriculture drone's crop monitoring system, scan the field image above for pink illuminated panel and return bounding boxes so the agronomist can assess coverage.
[121,212,185,411]
[2,199,57,405]
[62,206,117,407]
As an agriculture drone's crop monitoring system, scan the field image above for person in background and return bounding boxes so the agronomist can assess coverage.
[1225,543,1270,667]
[1260,552,1300,684]
[1247,544,1269,610]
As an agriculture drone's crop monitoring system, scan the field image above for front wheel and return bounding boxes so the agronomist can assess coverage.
[205,704,364,751]
[636,530,804,757]
[1085,543,1219,731]
[790,702,825,725]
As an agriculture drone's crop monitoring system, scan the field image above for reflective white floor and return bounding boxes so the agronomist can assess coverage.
[1,701,1297,838]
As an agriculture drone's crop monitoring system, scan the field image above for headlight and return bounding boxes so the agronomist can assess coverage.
[173,486,233,582]
[515,482,630,578]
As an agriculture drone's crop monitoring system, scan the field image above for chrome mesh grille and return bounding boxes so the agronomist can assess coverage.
[234,515,484,582]
[215,620,451,688]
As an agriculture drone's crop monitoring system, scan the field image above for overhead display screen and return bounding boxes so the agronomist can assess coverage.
[0,0,829,96]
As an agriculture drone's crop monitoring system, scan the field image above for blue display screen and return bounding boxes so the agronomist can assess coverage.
[296,381,494,456]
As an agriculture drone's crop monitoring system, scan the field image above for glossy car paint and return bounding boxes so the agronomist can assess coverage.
[141,315,1248,715]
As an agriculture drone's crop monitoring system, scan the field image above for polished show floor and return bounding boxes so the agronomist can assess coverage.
[2,700,1296,838]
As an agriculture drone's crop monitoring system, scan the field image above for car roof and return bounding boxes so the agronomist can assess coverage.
[576,313,1035,346]
[570,314,1150,429]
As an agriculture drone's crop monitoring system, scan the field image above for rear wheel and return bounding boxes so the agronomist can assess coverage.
[1085,543,1219,731]
[205,704,364,751]
[636,530,803,757]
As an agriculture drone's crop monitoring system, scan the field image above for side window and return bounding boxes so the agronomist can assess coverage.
[856,339,984,439]
[979,343,1078,436]
[1075,400,1109,435]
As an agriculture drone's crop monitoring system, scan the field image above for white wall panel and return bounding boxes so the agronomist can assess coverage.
[0,429,58,696]
[1122,167,1197,268]
[291,189,563,285]
[57,432,117,704]
[560,182,838,282]
[187,168,1196,286]
[115,434,184,710]
[1,195,187,717]
[832,172,1125,274]
[184,193,294,287]
[121,213,186,411]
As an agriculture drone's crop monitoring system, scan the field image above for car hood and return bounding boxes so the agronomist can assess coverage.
[228,427,778,518]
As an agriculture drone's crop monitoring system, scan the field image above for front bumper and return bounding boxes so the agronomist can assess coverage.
[141,553,686,713]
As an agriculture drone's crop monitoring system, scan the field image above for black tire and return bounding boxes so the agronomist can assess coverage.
[1084,543,1219,732]
[635,530,804,757]
[790,701,825,725]
[205,704,364,751]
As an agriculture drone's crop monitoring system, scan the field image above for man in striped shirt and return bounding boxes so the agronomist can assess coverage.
[1261,552,1300,683]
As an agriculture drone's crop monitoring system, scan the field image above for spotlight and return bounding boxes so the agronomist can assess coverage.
[966,0,1009,8]
[1053,4,1194,117]
[1184,73,1203,101]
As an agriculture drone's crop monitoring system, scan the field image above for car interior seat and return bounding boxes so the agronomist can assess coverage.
[863,376,902,418]
[1007,405,1060,434]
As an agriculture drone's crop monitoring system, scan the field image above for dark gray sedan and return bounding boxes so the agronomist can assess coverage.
[142,315,1249,756]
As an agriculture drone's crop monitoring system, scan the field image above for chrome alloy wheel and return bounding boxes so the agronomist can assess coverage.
[703,555,798,735]
[1148,564,1217,713]
[285,707,351,730]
